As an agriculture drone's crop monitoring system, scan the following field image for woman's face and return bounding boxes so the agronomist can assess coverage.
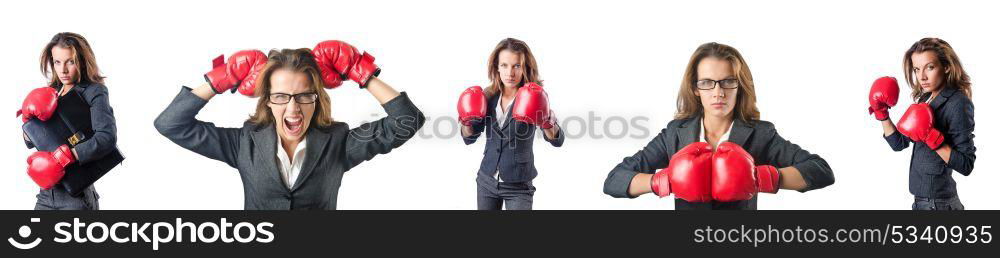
[497,49,524,88]
[910,51,946,94]
[268,68,316,144]
[694,57,738,120]
[51,46,79,86]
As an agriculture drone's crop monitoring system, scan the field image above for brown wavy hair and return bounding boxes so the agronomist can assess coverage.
[40,32,104,87]
[903,38,972,100]
[675,42,760,123]
[485,38,541,98]
[247,48,334,127]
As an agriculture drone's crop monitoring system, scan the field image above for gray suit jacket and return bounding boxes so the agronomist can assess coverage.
[462,93,564,182]
[884,87,975,198]
[154,87,425,210]
[603,115,835,210]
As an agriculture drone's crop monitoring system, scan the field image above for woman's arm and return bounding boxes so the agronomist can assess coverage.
[191,83,219,101]
[461,124,475,138]
[461,121,486,144]
[543,123,560,139]
[941,99,976,175]
[881,117,910,152]
[342,78,426,170]
[604,127,673,198]
[628,173,654,197]
[153,84,243,168]
[71,84,117,164]
[777,166,808,191]
[365,77,401,104]
[761,127,835,192]
[541,117,564,147]
[881,119,896,137]
[936,145,952,163]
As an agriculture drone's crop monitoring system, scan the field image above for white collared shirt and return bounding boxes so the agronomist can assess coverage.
[699,117,733,149]
[495,90,512,128]
[276,136,308,190]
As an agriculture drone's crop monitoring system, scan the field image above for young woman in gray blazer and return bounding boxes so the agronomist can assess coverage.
[22,32,115,210]
[155,44,424,210]
[603,42,834,210]
[460,38,564,210]
[875,38,976,210]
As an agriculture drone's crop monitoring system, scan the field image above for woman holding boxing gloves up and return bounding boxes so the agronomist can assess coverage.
[155,41,424,210]
[19,32,117,210]
[603,42,834,210]
[457,38,564,210]
[868,38,975,210]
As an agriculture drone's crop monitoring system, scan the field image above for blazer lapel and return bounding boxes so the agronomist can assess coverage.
[929,87,955,110]
[291,125,332,191]
[728,118,754,147]
[677,117,699,148]
[677,114,753,148]
[250,124,285,191]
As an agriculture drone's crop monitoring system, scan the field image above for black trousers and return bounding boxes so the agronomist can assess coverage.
[34,184,99,210]
[476,173,535,210]
[912,196,964,210]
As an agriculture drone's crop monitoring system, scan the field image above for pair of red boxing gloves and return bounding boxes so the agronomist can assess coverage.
[868,76,944,149]
[17,87,77,189]
[650,142,780,202]
[204,40,380,96]
[456,83,555,129]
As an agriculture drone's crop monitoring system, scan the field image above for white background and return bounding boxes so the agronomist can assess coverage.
[1,0,996,210]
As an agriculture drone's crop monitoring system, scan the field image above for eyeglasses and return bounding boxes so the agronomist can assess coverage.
[268,92,319,104]
[695,79,739,90]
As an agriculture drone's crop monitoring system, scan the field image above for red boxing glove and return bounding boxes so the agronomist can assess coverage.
[650,142,714,202]
[511,82,555,129]
[868,76,900,121]
[312,40,381,88]
[204,50,268,96]
[17,87,59,123]
[457,86,486,126]
[711,142,780,202]
[897,103,944,150]
[27,144,75,190]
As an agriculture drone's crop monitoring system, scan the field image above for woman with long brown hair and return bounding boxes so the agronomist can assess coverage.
[603,42,834,210]
[457,38,564,210]
[19,32,117,210]
[155,41,425,210]
[871,38,975,210]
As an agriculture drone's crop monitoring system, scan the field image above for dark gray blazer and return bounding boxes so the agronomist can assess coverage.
[26,83,118,164]
[884,87,975,199]
[26,82,115,210]
[154,87,425,210]
[603,115,835,210]
[463,93,564,183]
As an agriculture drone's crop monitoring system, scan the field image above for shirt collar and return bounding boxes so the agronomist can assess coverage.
[276,135,308,161]
[699,117,733,148]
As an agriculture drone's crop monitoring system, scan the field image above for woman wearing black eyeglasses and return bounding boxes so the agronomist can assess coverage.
[603,42,834,210]
[155,43,424,210]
